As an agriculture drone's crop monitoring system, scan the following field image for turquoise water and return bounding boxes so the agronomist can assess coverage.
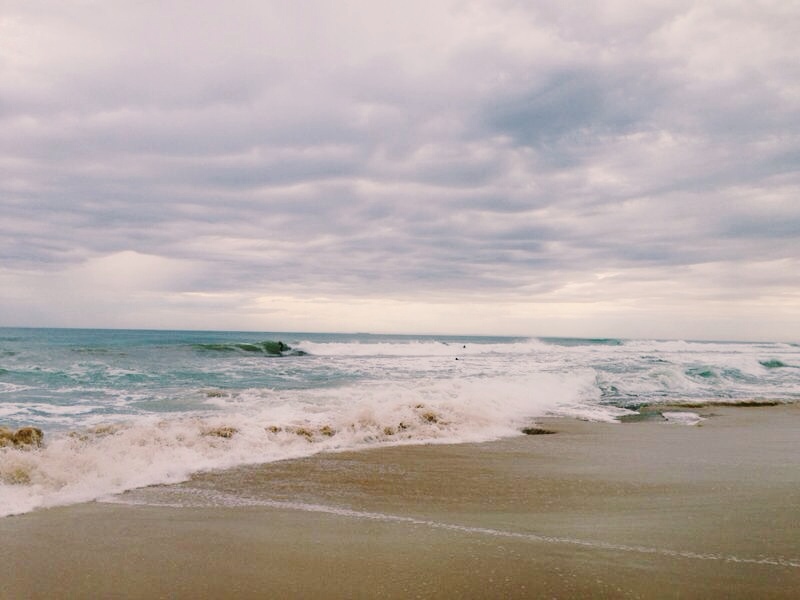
[1,328,797,431]
[1,328,798,516]
[0,328,528,430]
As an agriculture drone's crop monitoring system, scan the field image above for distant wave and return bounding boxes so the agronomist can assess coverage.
[539,337,624,347]
[759,359,790,369]
[292,338,548,357]
[192,340,306,356]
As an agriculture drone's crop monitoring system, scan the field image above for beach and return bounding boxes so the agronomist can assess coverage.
[1,404,798,599]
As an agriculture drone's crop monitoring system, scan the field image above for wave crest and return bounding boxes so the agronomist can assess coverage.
[192,340,305,356]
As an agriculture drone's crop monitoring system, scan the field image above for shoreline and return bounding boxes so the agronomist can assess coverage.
[1,404,799,598]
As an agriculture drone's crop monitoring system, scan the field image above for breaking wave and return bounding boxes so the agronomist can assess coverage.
[192,340,305,356]
[0,372,621,517]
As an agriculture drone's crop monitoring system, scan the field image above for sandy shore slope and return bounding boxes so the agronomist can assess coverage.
[1,404,798,598]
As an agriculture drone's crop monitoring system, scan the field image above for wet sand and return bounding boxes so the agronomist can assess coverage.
[1,405,798,599]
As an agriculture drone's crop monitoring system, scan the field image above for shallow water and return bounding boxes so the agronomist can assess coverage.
[1,328,798,516]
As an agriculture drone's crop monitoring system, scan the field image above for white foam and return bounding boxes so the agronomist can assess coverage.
[0,372,615,517]
[0,402,104,425]
[293,339,547,357]
[661,411,705,426]
[623,339,753,353]
[0,382,33,394]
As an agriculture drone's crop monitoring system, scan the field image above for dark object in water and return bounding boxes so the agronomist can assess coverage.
[653,399,783,409]
[194,340,306,356]
[759,359,787,369]
[203,426,238,438]
[0,426,45,448]
[727,400,783,407]
[293,427,313,439]
[521,427,556,435]
[622,399,785,423]
[420,411,439,423]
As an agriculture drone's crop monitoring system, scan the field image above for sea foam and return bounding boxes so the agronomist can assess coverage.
[0,372,615,517]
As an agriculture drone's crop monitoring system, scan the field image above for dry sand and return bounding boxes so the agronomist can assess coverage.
[1,404,798,599]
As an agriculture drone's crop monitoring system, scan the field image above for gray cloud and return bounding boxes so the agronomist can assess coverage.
[1,0,799,339]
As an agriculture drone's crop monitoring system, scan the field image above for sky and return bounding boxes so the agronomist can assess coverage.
[1,0,799,340]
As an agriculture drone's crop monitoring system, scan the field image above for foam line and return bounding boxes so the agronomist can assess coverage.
[107,489,800,569]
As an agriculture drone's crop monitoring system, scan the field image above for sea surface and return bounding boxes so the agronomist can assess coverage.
[1,328,798,517]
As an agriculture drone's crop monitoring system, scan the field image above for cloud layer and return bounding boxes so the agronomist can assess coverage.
[2,1,799,339]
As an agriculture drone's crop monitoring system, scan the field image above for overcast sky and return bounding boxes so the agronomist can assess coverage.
[1,1,799,340]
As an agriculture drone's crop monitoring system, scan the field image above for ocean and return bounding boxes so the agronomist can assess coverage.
[1,327,798,517]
